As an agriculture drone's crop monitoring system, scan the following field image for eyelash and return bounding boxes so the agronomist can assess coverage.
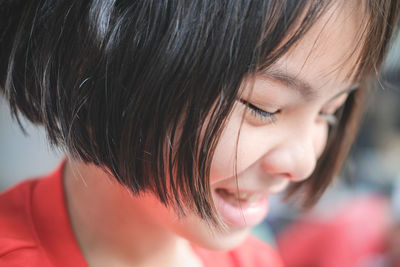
[239,99,279,123]
[240,99,341,126]
[319,112,338,126]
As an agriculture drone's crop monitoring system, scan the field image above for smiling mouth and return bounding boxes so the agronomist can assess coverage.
[213,187,269,228]
[214,188,265,208]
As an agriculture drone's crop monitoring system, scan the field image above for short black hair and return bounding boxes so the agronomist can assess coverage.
[1,0,399,224]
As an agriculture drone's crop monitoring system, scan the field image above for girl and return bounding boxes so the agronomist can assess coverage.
[0,0,399,266]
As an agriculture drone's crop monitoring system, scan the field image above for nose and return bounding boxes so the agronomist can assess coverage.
[260,128,319,182]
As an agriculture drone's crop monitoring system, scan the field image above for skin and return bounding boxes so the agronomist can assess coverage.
[64,2,364,266]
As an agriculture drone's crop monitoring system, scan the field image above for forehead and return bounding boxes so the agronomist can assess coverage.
[271,1,364,92]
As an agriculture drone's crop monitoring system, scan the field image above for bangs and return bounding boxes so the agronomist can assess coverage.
[252,0,399,84]
[247,0,333,73]
[353,0,400,80]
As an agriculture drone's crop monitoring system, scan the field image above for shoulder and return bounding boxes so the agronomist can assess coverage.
[0,179,38,241]
[0,179,50,266]
[229,235,284,267]
[0,239,46,267]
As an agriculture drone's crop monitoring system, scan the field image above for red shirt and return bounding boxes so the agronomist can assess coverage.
[0,162,283,267]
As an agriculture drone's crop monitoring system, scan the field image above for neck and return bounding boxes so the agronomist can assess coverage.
[63,159,202,267]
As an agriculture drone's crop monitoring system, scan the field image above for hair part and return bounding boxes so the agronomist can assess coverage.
[1,0,399,225]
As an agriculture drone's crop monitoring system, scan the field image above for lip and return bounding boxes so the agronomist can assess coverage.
[212,188,269,229]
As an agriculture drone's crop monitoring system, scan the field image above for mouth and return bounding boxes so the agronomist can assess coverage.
[215,188,265,208]
[213,187,269,229]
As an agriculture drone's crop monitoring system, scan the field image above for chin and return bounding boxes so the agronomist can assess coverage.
[179,219,253,251]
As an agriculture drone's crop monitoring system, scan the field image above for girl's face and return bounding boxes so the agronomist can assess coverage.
[134,2,362,250]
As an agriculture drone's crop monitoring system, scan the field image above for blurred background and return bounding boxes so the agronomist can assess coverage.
[1,30,399,267]
[0,97,62,189]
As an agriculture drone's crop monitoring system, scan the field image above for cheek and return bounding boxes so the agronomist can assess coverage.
[209,111,273,184]
[209,115,242,183]
[315,124,329,158]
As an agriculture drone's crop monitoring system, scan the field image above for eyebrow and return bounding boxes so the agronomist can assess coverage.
[260,68,359,100]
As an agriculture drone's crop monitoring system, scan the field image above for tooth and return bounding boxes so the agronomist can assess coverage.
[249,194,262,203]
[216,188,265,207]
[238,193,247,199]
[248,195,256,202]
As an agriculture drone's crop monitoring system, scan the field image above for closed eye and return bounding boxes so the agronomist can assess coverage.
[319,112,338,126]
[319,92,350,126]
[239,99,280,123]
